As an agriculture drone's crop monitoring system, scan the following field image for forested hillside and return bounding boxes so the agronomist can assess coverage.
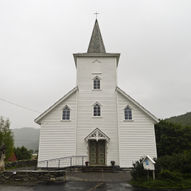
[166,112,191,127]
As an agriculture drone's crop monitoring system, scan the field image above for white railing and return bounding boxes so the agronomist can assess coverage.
[38,155,88,168]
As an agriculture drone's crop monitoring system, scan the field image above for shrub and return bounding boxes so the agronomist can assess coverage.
[14,146,32,160]
[159,169,183,181]
[156,151,191,174]
[131,158,147,180]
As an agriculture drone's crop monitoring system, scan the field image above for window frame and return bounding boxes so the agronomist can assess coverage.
[124,105,132,121]
[62,105,70,121]
[93,76,101,90]
[93,103,101,117]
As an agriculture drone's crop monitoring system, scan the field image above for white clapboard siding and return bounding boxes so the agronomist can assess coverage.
[37,92,77,167]
[117,92,157,168]
[37,55,158,168]
[76,57,120,165]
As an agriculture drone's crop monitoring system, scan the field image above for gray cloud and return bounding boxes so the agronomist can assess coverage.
[0,0,191,128]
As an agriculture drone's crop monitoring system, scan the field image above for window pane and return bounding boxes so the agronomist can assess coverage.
[94,78,100,89]
[94,104,101,116]
[63,107,70,120]
[124,107,132,120]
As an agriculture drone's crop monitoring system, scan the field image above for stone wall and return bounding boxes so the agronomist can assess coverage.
[0,170,65,185]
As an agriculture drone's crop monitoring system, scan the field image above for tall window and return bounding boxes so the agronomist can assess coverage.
[124,106,132,120]
[93,77,100,89]
[93,103,101,116]
[62,106,70,120]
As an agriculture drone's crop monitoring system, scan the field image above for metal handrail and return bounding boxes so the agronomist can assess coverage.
[38,155,88,168]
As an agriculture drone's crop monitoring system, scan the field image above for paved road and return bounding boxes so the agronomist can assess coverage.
[0,182,142,191]
[65,171,132,182]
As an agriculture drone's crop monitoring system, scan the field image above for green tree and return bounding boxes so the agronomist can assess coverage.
[155,120,191,157]
[14,146,32,160]
[0,117,14,160]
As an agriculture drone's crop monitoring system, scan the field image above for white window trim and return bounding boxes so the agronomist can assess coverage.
[60,119,71,122]
[92,116,102,119]
[123,119,134,122]
[92,76,102,90]
[61,105,71,121]
[92,102,102,117]
[124,105,133,121]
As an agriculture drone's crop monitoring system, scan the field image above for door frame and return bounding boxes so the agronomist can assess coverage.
[88,140,106,166]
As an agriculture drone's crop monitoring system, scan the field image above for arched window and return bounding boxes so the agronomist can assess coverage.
[93,77,100,89]
[62,106,70,120]
[124,106,132,120]
[93,103,101,116]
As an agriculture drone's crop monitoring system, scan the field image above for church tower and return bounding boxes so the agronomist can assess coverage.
[74,19,120,165]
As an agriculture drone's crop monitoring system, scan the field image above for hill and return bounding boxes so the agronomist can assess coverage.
[166,112,191,127]
[11,128,40,151]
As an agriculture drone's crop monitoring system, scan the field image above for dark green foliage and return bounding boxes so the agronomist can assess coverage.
[166,112,191,127]
[0,117,14,160]
[156,151,191,174]
[159,169,183,181]
[155,120,191,157]
[14,146,32,160]
[131,158,147,180]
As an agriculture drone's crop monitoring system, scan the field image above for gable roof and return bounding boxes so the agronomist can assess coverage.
[84,128,110,142]
[35,87,78,124]
[87,19,106,53]
[116,87,159,123]
[143,155,156,164]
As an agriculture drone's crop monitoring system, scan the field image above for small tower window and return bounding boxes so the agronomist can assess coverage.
[93,103,101,116]
[124,106,132,120]
[93,77,100,89]
[62,106,70,120]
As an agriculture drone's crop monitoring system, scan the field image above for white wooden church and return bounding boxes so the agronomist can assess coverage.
[35,20,158,168]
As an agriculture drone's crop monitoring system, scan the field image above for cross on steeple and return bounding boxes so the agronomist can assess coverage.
[94,12,99,19]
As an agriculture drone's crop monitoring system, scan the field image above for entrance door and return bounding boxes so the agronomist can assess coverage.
[89,140,105,165]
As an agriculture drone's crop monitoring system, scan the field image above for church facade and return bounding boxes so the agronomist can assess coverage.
[35,20,158,168]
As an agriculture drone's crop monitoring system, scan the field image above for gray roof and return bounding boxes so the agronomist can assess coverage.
[87,19,106,53]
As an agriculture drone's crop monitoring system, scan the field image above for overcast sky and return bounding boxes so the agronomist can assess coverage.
[0,0,191,129]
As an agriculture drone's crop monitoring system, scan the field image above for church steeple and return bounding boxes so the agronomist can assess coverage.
[87,19,106,53]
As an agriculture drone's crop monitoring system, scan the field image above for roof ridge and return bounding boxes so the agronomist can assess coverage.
[35,87,78,124]
[116,87,159,123]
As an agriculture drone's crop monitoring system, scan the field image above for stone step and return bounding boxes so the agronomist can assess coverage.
[82,166,120,173]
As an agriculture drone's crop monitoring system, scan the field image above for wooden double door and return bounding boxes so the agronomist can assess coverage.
[89,140,105,165]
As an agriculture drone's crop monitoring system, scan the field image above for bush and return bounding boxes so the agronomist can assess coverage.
[131,158,147,180]
[159,169,183,181]
[14,146,32,160]
[156,151,191,174]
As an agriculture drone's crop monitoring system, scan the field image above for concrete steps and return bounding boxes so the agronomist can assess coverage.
[81,166,120,173]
